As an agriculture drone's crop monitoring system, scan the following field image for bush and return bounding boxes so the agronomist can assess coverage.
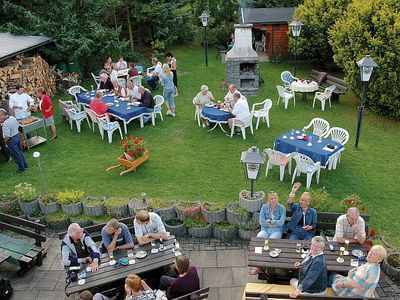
[309,187,331,212]
[14,183,37,202]
[56,190,85,205]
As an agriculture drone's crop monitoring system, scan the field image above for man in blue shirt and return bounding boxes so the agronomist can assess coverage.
[101,219,134,253]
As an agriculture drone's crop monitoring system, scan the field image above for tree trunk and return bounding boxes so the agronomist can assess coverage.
[127,7,134,51]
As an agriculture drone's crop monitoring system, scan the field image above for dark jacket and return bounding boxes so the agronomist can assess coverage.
[286,203,317,231]
[99,78,114,91]
[139,89,155,108]
[298,253,327,293]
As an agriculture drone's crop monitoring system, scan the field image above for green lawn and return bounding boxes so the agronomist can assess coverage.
[1,44,399,246]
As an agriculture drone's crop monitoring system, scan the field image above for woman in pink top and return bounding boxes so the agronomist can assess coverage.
[37,87,56,140]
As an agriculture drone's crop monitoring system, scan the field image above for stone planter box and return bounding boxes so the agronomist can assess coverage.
[107,204,129,218]
[27,214,46,224]
[39,201,59,214]
[253,211,260,221]
[226,206,250,225]
[239,190,265,213]
[238,229,258,240]
[0,200,14,211]
[72,219,93,228]
[61,202,83,216]
[83,198,105,217]
[176,202,199,221]
[188,224,212,238]
[213,226,238,240]
[382,252,400,282]
[18,199,40,215]
[153,204,176,221]
[48,220,70,231]
[164,221,187,237]
[204,208,226,224]
[128,198,151,216]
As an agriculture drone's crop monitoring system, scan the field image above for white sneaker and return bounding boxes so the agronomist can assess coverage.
[202,123,206,128]
[166,110,172,116]
[171,112,176,117]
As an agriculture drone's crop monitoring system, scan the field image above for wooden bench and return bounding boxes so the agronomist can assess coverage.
[0,212,46,276]
[309,70,348,102]
[172,287,210,300]
[243,283,380,300]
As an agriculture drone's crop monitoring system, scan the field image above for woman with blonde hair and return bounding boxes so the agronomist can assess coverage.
[124,274,155,300]
[161,63,176,117]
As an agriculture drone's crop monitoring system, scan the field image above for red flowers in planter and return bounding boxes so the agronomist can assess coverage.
[119,135,146,159]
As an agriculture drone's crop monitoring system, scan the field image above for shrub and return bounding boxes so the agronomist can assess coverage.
[14,183,37,202]
[183,206,209,228]
[238,218,260,231]
[46,211,70,227]
[309,187,331,212]
[203,202,226,211]
[0,200,22,216]
[38,194,56,205]
[104,198,129,209]
[56,190,85,205]
[227,201,249,217]
[151,198,175,209]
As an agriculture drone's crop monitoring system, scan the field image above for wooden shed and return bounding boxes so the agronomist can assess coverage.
[240,7,295,60]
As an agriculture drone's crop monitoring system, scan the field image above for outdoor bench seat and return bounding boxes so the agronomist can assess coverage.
[310,69,348,102]
[172,287,210,300]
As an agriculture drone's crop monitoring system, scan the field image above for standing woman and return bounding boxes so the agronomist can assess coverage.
[37,87,56,140]
[161,63,176,117]
[165,52,178,96]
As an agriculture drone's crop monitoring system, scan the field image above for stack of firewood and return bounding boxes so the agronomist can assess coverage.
[0,54,56,109]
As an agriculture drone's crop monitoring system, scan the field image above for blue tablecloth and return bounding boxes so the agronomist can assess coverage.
[274,130,344,166]
[76,91,145,122]
[201,106,230,122]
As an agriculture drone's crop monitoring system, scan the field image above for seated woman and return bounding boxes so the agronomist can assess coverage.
[124,274,155,300]
[112,79,127,98]
[193,85,214,127]
[99,73,114,91]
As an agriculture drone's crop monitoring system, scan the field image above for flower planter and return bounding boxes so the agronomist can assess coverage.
[48,220,70,230]
[153,204,176,221]
[39,200,59,214]
[176,202,199,221]
[83,198,105,217]
[226,206,250,225]
[213,226,238,240]
[253,211,260,221]
[61,202,83,216]
[238,229,258,241]
[188,224,212,238]
[27,214,46,224]
[164,221,187,237]
[239,190,265,213]
[128,198,151,216]
[204,208,226,224]
[18,199,40,215]
[382,252,400,282]
[0,200,14,211]
[71,219,93,228]
[107,151,149,176]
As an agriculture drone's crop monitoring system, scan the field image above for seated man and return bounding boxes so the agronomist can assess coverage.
[146,57,162,90]
[333,207,366,244]
[134,210,168,245]
[193,84,214,128]
[127,62,139,79]
[101,218,134,253]
[138,86,155,124]
[99,73,114,91]
[286,182,317,240]
[90,90,109,116]
[224,84,241,109]
[226,92,250,134]
[79,290,110,300]
[290,236,327,298]
[126,81,141,100]
[159,255,200,299]
[332,245,387,297]
[61,223,100,271]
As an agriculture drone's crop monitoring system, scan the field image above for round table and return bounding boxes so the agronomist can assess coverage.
[201,106,230,132]
[291,81,319,101]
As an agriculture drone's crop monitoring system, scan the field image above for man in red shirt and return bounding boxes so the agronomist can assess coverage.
[90,91,109,116]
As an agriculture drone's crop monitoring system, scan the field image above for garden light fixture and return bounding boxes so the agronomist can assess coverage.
[33,151,49,197]
[199,11,209,67]
[289,20,303,76]
[240,146,265,197]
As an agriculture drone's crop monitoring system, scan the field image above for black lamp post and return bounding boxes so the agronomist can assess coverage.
[199,11,209,67]
[240,146,265,197]
[355,55,377,148]
[289,20,303,76]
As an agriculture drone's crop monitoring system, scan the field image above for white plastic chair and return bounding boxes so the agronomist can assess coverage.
[252,99,272,129]
[281,71,298,87]
[59,100,78,120]
[129,75,142,86]
[313,85,336,111]
[65,107,91,133]
[264,149,292,181]
[68,85,87,110]
[303,117,330,137]
[230,112,254,140]
[325,127,349,169]
[91,73,100,88]
[192,98,201,127]
[276,85,295,109]
[84,108,102,133]
[97,116,123,143]
[153,95,164,124]
[291,152,321,189]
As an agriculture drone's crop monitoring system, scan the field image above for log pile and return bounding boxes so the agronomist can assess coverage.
[0,54,56,110]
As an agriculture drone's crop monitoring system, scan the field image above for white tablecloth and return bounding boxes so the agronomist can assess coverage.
[291,81,319,93]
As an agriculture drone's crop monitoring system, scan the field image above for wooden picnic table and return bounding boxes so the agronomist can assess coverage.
[65,236,179,296]
[248,237,367,283]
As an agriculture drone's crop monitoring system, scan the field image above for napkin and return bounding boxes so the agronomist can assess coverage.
[254,247,263,254]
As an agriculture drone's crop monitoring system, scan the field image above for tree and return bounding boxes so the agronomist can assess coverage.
[329,0,400,119]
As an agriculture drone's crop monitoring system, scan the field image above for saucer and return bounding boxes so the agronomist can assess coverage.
[128,259,135,265]
[109,260,116,266]
[151,248,159,254]
[336,257,344,263]
[352,249,363,257]
[135,250,147,259]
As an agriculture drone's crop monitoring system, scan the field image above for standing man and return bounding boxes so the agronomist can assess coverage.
[226,92,250,134]
[146,57,162,90]
[333,207,366,244]
[134,210,168,245]
[0,124,11,163]
[101,218,134,253]
[0,109,27,173]
[9,84,34,121]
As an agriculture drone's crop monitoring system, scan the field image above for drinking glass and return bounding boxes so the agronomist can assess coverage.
[151,240,156,249]
[264,239,269,251]
[344,240,350,255]
[174,241,180,252]
[302,242,310,252]
[127,250,134,258]
[339,247,345,258]
[290,129,295,136]
[90,85,94,91]
[108,251,114,260]
[296,243,301,253]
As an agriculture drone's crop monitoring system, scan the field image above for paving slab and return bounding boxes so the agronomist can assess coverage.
[218,287,245,300]
[189,250,217,268]
[36,290,69,300]
[217,249,246,267]
[208,287,219,300]
[232,266,264,287]
[202,267,233,288]
[11,290,39,299]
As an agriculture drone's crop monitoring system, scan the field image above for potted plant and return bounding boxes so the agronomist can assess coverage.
[47,211,70,230]
[213,222,238,240]
[203,202,226,224]
[27,211,46,224]
[239,190,265,213]
[57,190,85,216]
[0,194,15,211]
[83,197,105,217]
[104,197,129,218]
[382,252,400,283]
[175,201,199,221]
[71,214,93,227]
[38,194,59,214]
[0,199,25,219]
[226,201,250,225]
[151,198,176,221]
[183,205,212,238]
[14,182,39,215]
[128,192,151,216]
[164,218,187,237]
[92,214,113,225]
[238,218,260,240]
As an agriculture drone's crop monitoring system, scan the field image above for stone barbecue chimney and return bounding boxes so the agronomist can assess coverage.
[226,24,259,95]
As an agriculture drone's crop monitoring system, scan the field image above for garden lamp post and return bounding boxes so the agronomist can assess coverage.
[355,55,377,148]
[33,151,49,197]
[289,20,303,76]
[240,146,265,197]
[199,11,209,67]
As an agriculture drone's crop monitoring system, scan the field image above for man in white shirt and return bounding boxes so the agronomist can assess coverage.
[9,85,34,120]
[224,84,241,109]
[126,81,141,100]
[227,92,250,133]
[134,210,168,245]
[116,55,128,70]
[146,57,162,90]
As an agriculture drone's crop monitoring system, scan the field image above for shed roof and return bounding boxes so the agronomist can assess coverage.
[0,32,52,62]
[240,7,295,25]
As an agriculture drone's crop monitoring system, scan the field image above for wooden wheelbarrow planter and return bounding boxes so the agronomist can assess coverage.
[107,151,149,176]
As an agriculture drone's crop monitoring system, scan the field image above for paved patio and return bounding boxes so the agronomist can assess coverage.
[1,235,399,300]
